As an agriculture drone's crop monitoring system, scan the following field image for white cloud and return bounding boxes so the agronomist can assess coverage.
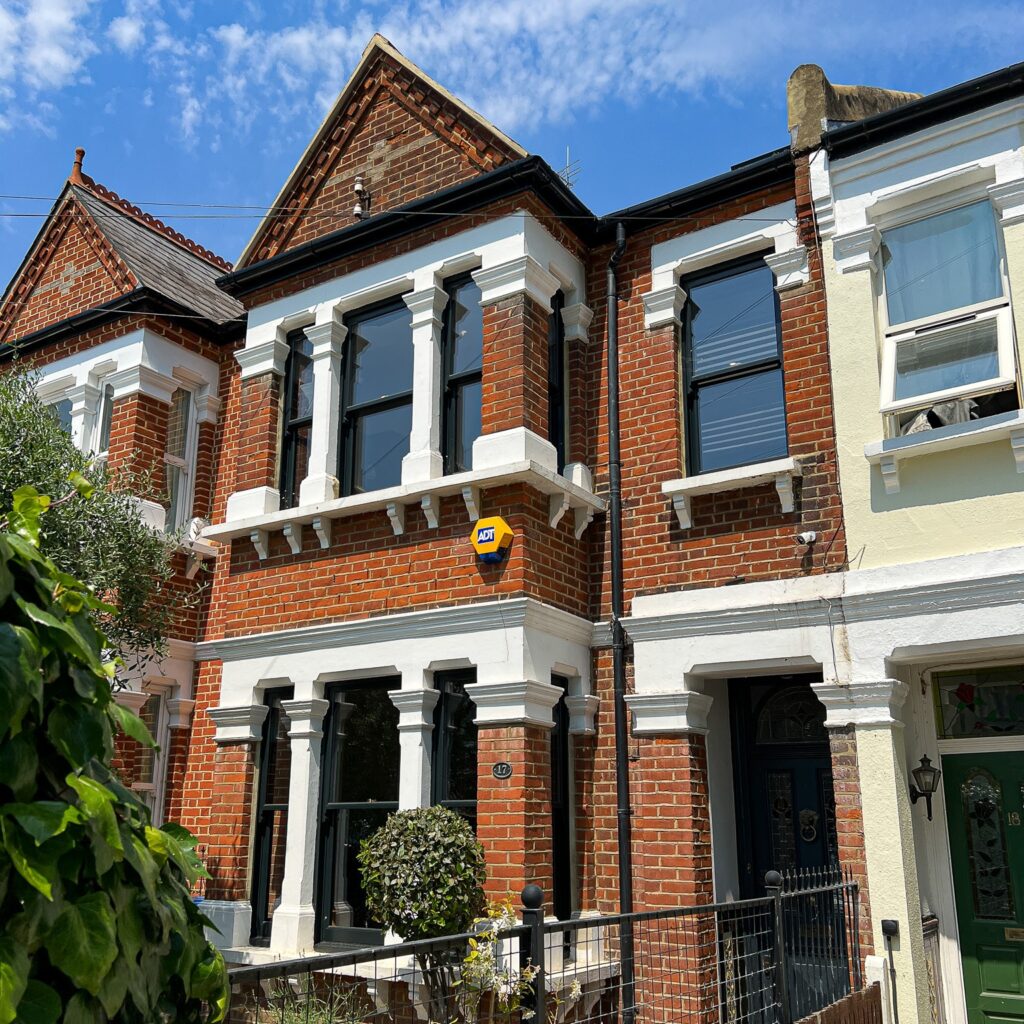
[108,14,144,52]
[17,0,98,91]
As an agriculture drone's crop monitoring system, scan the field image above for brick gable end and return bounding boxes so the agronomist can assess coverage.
[1,196,137,345]
[242,49,524,265]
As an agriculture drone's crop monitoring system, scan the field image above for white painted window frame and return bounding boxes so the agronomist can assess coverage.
[163,386,199,533]
[876,192,1020,421]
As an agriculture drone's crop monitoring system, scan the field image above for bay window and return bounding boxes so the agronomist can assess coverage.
[340,299,414,494]
[441,275,484,474]
[279,330,313,510]
[682,256,787,473]
[49,398,72,434]
[133,688,170,824]
[880,200,1020,434]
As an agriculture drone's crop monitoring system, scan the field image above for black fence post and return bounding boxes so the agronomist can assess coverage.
[766,870,790,1024]
[521,884,546,1019]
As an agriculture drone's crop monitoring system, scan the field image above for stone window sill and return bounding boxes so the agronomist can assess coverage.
[864,409,1024,494]
[661,456,802,530]
[203,462,606,561]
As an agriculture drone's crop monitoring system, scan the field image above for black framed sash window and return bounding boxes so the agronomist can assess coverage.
[339,299,414,494]
[441,275,484,474]
[682,256,788,474]
[431,670,478,827]
[548,291,569,471]
[250,686,294,945]
[550,675,573,923]
[279,331,314,509]
[316,679,400,945]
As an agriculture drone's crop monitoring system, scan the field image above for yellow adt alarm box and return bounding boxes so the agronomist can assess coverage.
[471,516,514,563]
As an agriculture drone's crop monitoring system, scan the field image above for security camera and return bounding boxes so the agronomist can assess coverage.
[796,531,818,546]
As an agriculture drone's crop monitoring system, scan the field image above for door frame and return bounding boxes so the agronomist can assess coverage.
[910,661,1024,1024]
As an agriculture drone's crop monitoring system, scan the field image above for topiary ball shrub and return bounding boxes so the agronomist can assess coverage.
[358,805,486,940]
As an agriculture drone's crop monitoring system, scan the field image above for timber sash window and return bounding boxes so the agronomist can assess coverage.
[431,670,478,827]
[340,299,414,493]
[682,256,787,474]
[49,398,72,434]
[548,290,569,471]
[250,687,293,945]
[164,387,195,531]
[133,689,170,824]
[879,201,1019,434]
[94,381,115,458]
[441,275,484,474]
[279,330,313,509]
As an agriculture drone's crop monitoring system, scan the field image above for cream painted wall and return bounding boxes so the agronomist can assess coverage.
[823,219,1024,571]
[856,721,933,1024]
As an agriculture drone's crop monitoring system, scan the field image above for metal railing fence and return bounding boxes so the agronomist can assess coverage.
[226,867,861,1024]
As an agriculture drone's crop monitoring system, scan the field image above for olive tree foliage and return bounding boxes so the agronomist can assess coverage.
[0,486,228,1024]
[0,371,189,676]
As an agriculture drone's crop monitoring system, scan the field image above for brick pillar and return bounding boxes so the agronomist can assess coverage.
[471,258,560,471]
[204,739,260,902]
[479,292,551,438]
[827,725,875,958]
[191,420,217,520]
[627,691,717,1024]
[106,392,170,500]
[476,725,554,906]
[226,337,288,520]
[234,372,281,495]
[466,678,563,909]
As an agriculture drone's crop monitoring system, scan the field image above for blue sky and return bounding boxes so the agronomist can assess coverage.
[1,0,1023,289]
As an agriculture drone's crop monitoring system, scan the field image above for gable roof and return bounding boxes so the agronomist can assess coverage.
[235,33,528,269]
[0,149,242,347]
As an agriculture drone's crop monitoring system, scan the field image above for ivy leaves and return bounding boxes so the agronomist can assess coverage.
[0,490,227,1023]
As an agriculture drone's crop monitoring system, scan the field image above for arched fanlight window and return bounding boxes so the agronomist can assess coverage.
[755,686,828,745]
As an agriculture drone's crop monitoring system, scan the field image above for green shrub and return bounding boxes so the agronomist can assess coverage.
[0,486,227,1024]
[358,805,486,940]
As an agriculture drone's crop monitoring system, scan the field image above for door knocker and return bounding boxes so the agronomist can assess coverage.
[800,809,819,843]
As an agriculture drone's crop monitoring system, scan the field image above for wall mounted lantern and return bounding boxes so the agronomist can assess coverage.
[909,754,942,821]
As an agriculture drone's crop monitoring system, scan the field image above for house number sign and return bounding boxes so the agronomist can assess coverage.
[492,761,513,780]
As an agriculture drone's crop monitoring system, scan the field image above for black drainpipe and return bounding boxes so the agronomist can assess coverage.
[606,221,636,1024]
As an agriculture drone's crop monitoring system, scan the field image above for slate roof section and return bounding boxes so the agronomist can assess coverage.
[72,186,243,325]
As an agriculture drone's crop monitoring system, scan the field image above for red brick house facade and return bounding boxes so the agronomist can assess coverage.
[1,34,868,964]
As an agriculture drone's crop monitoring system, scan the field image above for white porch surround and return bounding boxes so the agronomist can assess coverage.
[219,210,589,540]
[464,678,563,730]
[270,697,330,954]
[209,704,269,744]
[661,457,802,530]
[625,545,1024,1024]
[624,690,714,735]
[299,318,346,505]
[641,200,808,330]
[389,687,440,809]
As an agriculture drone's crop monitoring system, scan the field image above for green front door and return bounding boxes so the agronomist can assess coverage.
[944,752,1024,1024]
